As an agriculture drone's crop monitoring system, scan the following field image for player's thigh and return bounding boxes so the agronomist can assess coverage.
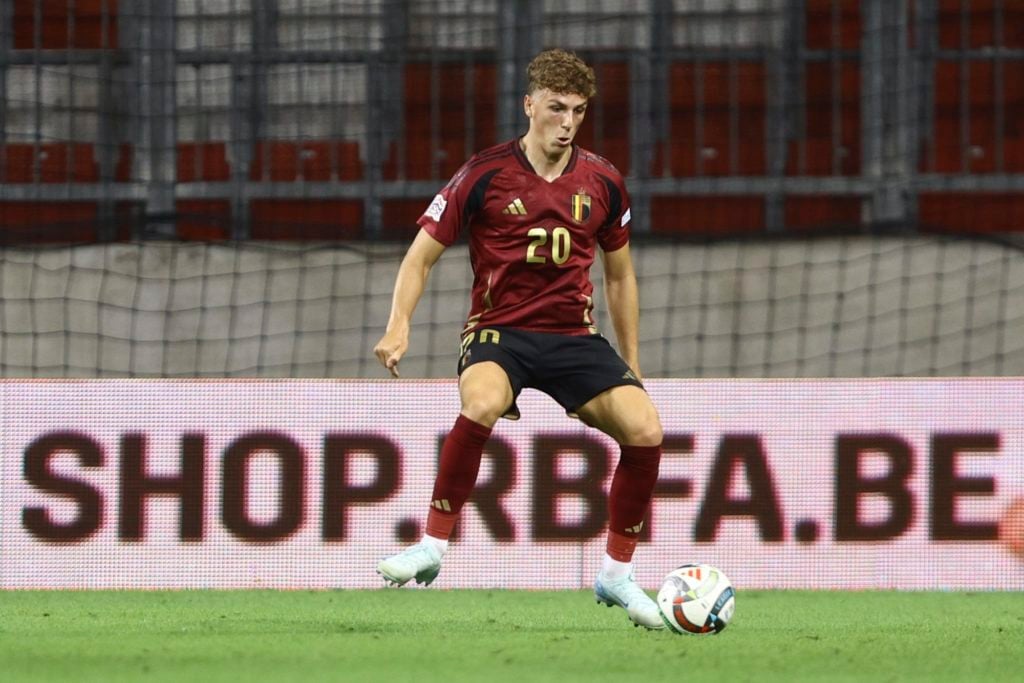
[458,361,515,427]
[575,384,663,446]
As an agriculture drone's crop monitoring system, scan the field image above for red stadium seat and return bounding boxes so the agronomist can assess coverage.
[653,61,766,177]
[12,0,118,50]
[1,143,134,183]
[784,195,863,231]
[649,195,765,236]
[919,192,1024,233]
[1001,61,1024,171]
[967,61,998,174]
[787,61,860,176]
[1004,138,1024,172]
[249,141,362,182]
[249,199,363,240]
[383,62,497,181]
[391,62,436,180]
[1008,4,1024,48]
[788,2,861,177]
[1,143,98,183]
[176,199,231,240]
[926,60,1023,173]
[804,0,861,50]
[380,198,430,240]
[787,138,859,177]
[0,201,99,243]
[570,61,630,175]
[937,0,1008,50]
[177,143,231,182]
[928,60,963,172]
[113,144,133,182]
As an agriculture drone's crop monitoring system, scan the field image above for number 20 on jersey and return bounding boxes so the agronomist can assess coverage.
[525,226,572,265]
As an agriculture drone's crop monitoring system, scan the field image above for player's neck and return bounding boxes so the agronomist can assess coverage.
[519,135,572,182]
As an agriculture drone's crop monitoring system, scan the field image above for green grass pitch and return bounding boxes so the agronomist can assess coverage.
[1,590,1021,682]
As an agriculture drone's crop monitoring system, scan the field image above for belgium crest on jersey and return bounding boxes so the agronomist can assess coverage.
[571,191,591,224]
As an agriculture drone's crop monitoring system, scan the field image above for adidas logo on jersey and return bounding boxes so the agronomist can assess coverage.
[502,198,527,215]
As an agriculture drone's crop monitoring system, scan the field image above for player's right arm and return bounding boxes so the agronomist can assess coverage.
[374,228,447,377]
[376,148,487,375]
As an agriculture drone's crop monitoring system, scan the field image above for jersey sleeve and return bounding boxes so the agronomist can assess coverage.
[597,171,632,252]
[416,161,478,246]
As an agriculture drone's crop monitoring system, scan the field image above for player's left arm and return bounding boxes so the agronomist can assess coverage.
[601,242,642,380]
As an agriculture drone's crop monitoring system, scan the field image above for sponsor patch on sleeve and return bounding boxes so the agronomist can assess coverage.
[425,194,448,222]
[621,207,631,228]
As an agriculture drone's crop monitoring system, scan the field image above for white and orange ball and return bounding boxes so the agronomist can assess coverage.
[657,563,736,635]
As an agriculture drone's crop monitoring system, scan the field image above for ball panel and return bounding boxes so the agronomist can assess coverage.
[674,599,715,634]
[657,563,735,636]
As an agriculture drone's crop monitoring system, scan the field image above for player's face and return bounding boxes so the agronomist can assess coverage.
[524,89,588,157]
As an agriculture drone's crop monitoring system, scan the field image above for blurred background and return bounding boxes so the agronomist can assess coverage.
[1,0,1023,379]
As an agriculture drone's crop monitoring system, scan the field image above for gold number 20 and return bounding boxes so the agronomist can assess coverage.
[525,226,571,265]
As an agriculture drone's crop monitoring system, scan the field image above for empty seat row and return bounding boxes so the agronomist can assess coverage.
[924,60,1024,173]
[0,199,364,244]
[12,0,1024,52]
[803,0,1024,51]
[1,143,131,183]
[12,0,119,50]
[9,54,1021,184]
[179,141,364,183]
[5,191,1024,244]
[935,0,1024,50]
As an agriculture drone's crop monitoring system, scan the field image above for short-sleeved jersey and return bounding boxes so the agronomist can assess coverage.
[417,139,632,336]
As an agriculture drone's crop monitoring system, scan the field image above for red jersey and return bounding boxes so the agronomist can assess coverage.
[417,139,632,336]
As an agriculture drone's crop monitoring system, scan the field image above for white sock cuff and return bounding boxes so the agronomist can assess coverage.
[600,554,632,581]
[421,534,449,555]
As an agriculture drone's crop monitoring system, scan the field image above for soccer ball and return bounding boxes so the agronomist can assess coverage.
[656,564,735,635]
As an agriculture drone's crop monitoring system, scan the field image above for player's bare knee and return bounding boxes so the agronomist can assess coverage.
[459,397,507,427]
[622,418,663,447]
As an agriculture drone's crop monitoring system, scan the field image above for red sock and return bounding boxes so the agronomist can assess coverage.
[425,414,492,540]
[606,444,662,561]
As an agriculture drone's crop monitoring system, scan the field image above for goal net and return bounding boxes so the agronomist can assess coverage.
[2,234,1023,378]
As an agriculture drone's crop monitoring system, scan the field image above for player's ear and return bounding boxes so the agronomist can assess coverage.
[524,94,533,119]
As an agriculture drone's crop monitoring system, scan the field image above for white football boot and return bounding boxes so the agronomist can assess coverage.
[376,541,443,587]
[595,571,665,630]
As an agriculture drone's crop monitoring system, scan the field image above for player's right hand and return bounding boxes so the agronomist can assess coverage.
[373,330,407,378]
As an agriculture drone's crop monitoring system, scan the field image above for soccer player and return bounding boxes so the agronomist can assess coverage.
[373,49,664,630]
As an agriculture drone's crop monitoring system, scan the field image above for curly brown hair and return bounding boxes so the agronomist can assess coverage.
[526,49,597,99]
